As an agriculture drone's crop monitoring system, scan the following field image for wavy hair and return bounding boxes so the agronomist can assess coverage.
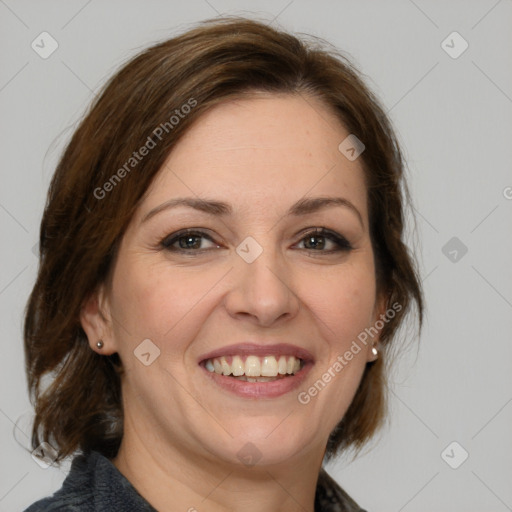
[24,16,424,463]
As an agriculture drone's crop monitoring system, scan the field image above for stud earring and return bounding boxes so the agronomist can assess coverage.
[96,340,104,349]
[371,346,378,357]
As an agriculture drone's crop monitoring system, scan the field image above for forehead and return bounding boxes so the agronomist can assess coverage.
[141,93,368,223]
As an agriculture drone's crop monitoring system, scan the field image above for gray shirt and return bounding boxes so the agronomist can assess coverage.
[24,450,368,512]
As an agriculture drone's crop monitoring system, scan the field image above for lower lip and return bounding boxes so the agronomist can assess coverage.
[200,363,313,399]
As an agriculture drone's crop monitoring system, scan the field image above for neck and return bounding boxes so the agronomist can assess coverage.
[112,416,324,512]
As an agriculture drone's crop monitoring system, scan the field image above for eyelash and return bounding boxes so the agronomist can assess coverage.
[160,228,353,255]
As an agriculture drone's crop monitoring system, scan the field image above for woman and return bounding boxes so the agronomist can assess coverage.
[24,16,424,512]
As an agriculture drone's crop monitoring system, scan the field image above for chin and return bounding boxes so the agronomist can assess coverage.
[207,419,316,468]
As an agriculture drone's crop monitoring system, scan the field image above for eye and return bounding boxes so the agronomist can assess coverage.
[160,229,221,253]
[295,228,353,253]
[160,227,352,255]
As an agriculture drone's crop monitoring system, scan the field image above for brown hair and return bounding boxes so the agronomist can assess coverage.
[24,16,424,464]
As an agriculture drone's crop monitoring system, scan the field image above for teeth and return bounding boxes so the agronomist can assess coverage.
[278,356,287,375]
[245,355,261,377]
[220,356,231,376]
[245,376,277,382]
[232,375,282,382]
[261,356,278,377]
[232,355,244,376]
[204,354,303,377]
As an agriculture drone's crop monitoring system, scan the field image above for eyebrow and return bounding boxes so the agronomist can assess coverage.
[141,196,364,228]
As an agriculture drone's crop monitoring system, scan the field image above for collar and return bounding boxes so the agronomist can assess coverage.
[28,450,366,512]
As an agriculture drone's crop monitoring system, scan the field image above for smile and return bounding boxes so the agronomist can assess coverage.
[198,343,314,398]
[204,355,303,382]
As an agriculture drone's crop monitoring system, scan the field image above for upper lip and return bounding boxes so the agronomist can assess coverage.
[198,342,315,364]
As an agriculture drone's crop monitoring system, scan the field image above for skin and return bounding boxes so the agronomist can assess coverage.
[81,92,387,512]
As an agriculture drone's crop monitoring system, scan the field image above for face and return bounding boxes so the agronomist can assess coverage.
[82,93,386,469]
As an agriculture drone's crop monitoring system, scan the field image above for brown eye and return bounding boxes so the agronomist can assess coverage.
[297,228,352,252]
[161,230,221,252]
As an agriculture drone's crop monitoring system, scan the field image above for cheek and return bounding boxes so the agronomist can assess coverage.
[301,267,376,422]
[110,257,225,348]
[305,261,377,349]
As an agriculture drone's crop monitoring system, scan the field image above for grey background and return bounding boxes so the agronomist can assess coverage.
[1,1,511,510]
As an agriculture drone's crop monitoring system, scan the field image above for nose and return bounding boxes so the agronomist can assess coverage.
[223,244,301,327]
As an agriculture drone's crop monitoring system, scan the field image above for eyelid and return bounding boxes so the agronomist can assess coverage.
[160,228,222,249]
[293,227,353,251]
[160,226,352,254]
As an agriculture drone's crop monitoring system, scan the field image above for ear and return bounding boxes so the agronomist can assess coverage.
[80,284,116,355]
[366,291,389,363]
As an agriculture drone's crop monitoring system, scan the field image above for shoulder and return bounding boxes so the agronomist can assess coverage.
[23,452,99,512]
[24,497,88,512]
[23,450,156,512]
[315,468,368,512]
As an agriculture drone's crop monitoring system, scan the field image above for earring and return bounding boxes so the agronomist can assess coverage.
[371,346,378,357]
[96,340,104,349]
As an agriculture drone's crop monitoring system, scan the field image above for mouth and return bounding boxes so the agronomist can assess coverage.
[198,343,314,398]
[202,354,304,382]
